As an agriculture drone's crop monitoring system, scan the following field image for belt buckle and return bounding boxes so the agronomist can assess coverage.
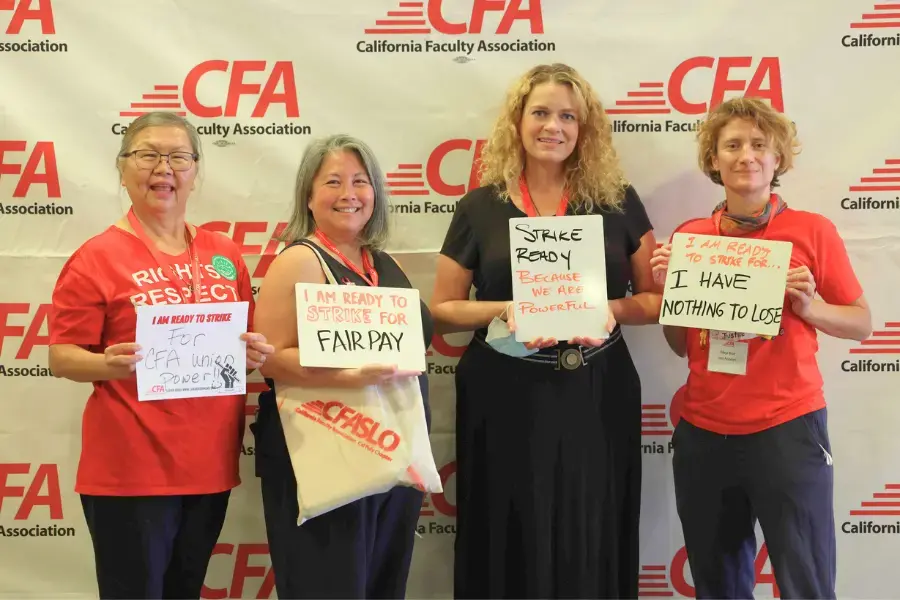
[557,347,584,371]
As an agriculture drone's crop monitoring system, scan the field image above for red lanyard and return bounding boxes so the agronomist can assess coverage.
[126,208,201,303]
[314,230,379,287]
[712,194,779,238]
[518,173,569,217]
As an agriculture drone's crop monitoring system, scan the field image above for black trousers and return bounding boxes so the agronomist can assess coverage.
[672,409,836,599]
[260,471,424,599]
[80,491,230,599]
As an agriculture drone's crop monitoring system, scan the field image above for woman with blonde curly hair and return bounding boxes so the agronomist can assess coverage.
[430,63,662,598]
[651,97,871,599]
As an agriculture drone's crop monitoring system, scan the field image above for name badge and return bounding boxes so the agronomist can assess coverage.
[710,329,757,342]
[707,337,749,375]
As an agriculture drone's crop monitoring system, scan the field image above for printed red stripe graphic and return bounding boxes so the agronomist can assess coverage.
[131,102,182,108]
[849,185,900,191]
[375,19,427,25]
[628,91,665,97]
[119,111,187,117]
[862,12,900,18]
[850,510,900,515]
[607,108,672,115]
[616,100,668,106]
[638,82,665,88]
[850,21,900,27]
[154,85,179,91]
[365,28,431,33]
[142,94,179,100]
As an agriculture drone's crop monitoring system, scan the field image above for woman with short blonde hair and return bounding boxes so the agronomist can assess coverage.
[652,97,870,599]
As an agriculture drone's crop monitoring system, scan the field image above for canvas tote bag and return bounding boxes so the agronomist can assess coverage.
[275,242,442,524]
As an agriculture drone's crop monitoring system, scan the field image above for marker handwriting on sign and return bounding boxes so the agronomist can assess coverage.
[682,236,777,269]
[512,223,584,271]
[143,326,237,388]
[657,233,793,336]
[294,283,425,371]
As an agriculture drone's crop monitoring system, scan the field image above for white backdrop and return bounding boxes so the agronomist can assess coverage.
[2,1,899,598]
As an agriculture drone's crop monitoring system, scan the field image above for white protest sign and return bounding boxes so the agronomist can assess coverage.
[508,215,609,342]
[295,283,426,372]
[135,301,248,401]
[659,233,793,336]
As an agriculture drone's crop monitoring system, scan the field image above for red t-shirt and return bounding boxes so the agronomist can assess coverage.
[673,208,863,435]
[49,225,255,496]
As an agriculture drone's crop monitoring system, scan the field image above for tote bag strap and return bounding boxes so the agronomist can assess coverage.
[295,239,340,285]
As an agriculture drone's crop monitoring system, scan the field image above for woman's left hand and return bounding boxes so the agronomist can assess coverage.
[786,266,816,318]
[242,332,275,370]
[569,303,617,348]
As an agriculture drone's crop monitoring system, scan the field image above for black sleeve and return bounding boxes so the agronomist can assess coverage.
[621,185,653,256]
[439,189,480,270]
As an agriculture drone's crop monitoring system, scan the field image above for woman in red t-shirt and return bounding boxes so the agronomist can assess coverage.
[47,112,274,599]
[651,98,872,600]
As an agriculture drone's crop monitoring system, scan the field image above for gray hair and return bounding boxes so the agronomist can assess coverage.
[116,112,202,173]
[281,134,390,250]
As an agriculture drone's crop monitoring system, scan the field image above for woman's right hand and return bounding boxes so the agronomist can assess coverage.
[505,302,557,350]
[351,364,422,386]
[650,243,672,286]
[104,342,143,378]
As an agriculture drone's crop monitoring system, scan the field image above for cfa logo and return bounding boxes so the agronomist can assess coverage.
[420,460,457,518]
[366,0,543,35]
[608,57,784,119]
[201,543,274,599]
[1,0,54,34]
[115,61,299,123]
[0,141,60,198]
[0,463,63,520]
[642,544,779,598]
[0,303,50,360]
[387,139,485,212]
[843,5,900,47]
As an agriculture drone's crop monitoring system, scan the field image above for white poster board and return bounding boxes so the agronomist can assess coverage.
[295,283,426,372]
[135,301,249,400]
[658,233,793,336]
[508,215,608,342]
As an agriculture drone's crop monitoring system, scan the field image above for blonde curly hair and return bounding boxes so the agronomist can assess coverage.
[697,97,801,188]
[477,63,628,212]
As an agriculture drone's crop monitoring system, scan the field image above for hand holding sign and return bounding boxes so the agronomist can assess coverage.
[785,266,817,318]
[657,233,793,336]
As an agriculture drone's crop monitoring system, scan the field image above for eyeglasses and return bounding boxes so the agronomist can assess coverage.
[120,150,198,171]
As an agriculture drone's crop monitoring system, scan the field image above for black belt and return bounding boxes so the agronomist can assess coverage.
[475,327,623,371]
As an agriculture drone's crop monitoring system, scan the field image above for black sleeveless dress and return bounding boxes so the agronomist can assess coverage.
[250,239,433,599]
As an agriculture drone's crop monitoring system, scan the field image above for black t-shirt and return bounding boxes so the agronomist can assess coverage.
[439,184,652,326]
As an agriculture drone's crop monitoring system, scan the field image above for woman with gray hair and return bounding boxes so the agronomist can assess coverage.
[47,111,273,599]
[251,133,432,599]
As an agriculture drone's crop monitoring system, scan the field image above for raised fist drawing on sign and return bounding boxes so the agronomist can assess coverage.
[215,358,239,390]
